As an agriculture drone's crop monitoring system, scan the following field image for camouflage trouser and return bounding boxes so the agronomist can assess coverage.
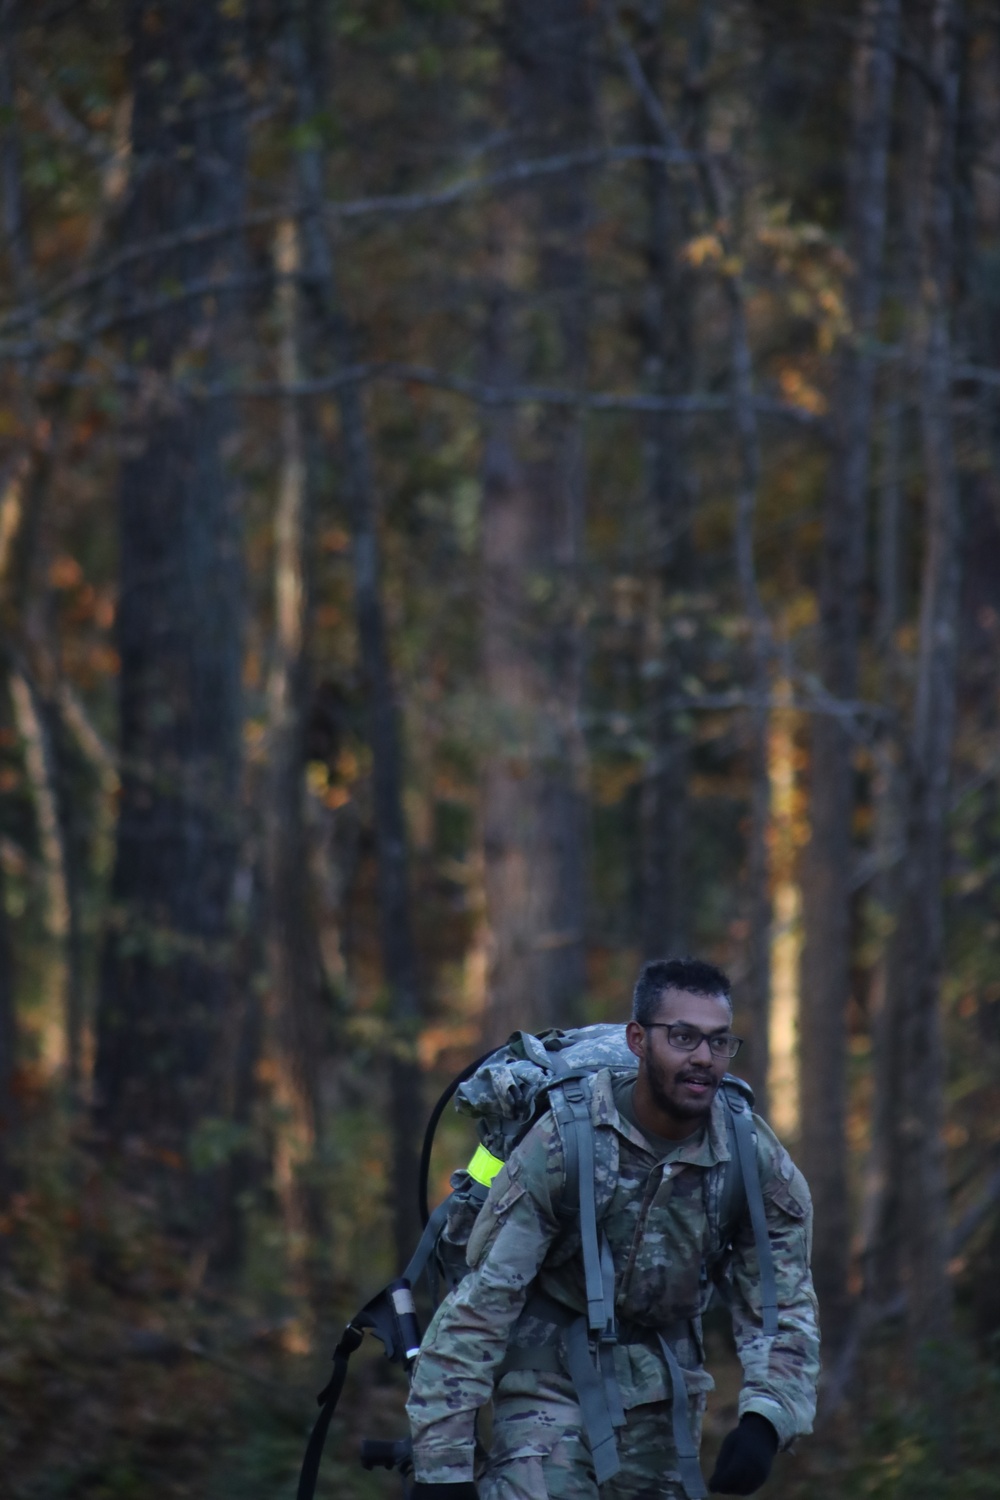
[476,1370,705,1500]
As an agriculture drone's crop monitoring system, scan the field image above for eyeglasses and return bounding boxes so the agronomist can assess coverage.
[644,1023,743,1059]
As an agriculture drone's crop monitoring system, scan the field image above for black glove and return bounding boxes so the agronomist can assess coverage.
[409,1485,478,1500]
[708,1414,779,1495]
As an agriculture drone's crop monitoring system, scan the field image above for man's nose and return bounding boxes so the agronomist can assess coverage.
[690,1034,714,1063]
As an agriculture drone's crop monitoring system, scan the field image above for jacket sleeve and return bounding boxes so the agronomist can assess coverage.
[726,1116,821,1448]
[405,1115,565,1483]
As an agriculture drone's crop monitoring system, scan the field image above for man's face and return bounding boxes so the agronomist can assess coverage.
[628,987,733,1127]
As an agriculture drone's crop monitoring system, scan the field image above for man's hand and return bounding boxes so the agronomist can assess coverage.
[409,1484,478,1500]
[708,1413,779,1495]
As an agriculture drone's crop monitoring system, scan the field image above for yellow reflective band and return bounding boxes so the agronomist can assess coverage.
[467,1143,504,1187]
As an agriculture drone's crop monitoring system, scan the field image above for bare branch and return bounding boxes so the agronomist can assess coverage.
[0,143,706,338]
[17,55,113,165]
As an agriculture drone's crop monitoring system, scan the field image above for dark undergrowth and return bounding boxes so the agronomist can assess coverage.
[3,1164,1000,1500]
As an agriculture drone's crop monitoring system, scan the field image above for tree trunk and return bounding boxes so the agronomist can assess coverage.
[635,1,702,963]
[860,374,907,1310]
[480,0,594,1046]
[726,242,771,1114]
[286,0,424,1268]
[889,0,963,1351]
[862,38,929,1317]
[0,839,14,1202]
[798,0,899,1350]
[264,215,329,1278]
[9,670,75,1079]
[0,7,31,299]
[94,1,248,1231]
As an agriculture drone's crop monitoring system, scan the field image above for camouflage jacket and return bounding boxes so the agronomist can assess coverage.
[406,1068,820,1484]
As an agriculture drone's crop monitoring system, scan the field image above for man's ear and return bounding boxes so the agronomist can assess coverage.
[625,1019,646,1062]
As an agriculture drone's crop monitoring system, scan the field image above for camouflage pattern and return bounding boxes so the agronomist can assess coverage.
[456,1026,637,1160]
[476,1369,699,1500]
[407,1067,819,1488]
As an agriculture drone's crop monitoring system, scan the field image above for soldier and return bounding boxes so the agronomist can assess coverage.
[406,957,820,1500]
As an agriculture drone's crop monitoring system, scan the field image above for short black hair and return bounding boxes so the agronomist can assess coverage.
[632,957,732,1027]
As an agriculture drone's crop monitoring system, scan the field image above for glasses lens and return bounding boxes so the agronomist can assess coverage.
[667,1026,699,1050]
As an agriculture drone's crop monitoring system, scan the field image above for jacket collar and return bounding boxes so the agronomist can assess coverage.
[589,1067,731,1165]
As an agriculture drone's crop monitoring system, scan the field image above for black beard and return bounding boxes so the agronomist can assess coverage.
[647,1054,718,1119]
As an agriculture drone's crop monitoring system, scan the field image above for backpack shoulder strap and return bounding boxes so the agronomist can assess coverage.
[719,1078,779,1338]
[549,1076,607,1337]
[718,1080,749,1247]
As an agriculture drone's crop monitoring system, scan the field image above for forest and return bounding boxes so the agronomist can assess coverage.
[1,0,999,1495]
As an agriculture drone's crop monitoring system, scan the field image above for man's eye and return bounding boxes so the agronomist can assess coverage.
[671,1029,697,1047]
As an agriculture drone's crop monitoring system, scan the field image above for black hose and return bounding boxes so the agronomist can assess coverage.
[418,1046,500,1226]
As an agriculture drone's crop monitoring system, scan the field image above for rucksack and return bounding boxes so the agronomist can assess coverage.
[297,1023,778,1500]
[430,1025,768,1293]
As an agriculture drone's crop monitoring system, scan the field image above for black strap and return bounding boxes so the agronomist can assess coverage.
[497,1344,564,1377]
[403,1191,455,1288]
[296,1324,364,1500]
[717,1085,749,1249]
[598,1232,625,1428]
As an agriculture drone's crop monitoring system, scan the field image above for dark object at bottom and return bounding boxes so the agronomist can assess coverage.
[708,1414,778,1495]
[362,1439,414,1473]
[409,1484,478,1499]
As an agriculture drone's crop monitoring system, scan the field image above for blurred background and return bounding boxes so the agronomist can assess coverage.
[1,0,999,1495]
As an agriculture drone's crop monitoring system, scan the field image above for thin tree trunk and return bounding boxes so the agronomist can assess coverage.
[480,0,594,1047]
[285,0,423,1268]
[889,0,963,1352]
[798,0,899,1350]
[0,9,32,1136]
[704,145,773,1108]
[0,3,31,300]
[94,2,248,1232]
[0,26,112,1099]
[730,297,773,1117]
[264,216,329,1277]
[709,133,772,1109]
[609,1,773,1098]
[0,35,38,1157]
[860,374,907,1310]
[0,752,14,1201]
[863,38,929,1316]
[635,1,703,963]
[9,670,71,1076]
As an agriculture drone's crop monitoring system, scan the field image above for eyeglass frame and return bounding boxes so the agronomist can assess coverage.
[642,1022,744,1059]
